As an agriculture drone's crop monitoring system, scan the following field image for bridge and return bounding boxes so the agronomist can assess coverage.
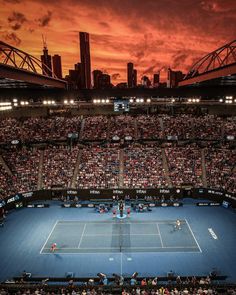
[179,39,236,87]
[0,41,67,89]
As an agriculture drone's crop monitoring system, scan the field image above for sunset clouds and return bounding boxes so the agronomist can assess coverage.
[0,0,236,83]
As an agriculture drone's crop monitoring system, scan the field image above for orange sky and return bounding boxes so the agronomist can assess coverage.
[0,0,236,84]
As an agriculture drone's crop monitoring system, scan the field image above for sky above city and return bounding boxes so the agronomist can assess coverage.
[0,0,236,84]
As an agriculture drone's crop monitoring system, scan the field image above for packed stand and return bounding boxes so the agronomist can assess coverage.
[21,116,82,142]
[123,146,167,188]
[224,117,236,138]
[163,115,194,140]
[136,115,163,140]
[2,148,40,193]
[82,116,109,141]
[192,115,224,140]
[76,147,120,188]
[0,118,22,144]
[107,115,137,140]
[0,166,15,199]
[205,147,236,193]
[42,146,79,189]
[165,146,203,187]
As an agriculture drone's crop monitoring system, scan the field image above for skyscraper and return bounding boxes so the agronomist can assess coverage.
[153,73,160,87]
[41,45,52,77]
[133,69,137,87]
[52,55,62,79]
[127,62,134,88]
[79,32,91,89]
[167,68,184,88]
[93,70,103,89]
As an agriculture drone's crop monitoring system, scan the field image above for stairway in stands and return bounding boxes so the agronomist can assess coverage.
[119,149,124,188]
[134,118,139,139]
[79,118,85,140]
[161,148,172,187]
[37,150,44,190]
[0,155,13,176]
[201,149,208,187]
[71,149,83,188]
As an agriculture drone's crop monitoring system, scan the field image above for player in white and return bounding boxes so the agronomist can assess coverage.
[175,219,181,230]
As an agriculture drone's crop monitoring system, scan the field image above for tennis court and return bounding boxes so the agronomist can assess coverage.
[40,219,201,254]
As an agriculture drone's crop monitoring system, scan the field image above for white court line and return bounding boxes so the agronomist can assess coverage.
[156,223,164,248]
[56,221,173,225]
[43,245,199,250]
[83,233,160,236]
[39,220,58,254]
[120,253,123,276]
[78,224,86,249]
[185,219,202,253]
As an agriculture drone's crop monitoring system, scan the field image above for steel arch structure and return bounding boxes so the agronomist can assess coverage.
[184,39,236,79]
[0,40,57,78]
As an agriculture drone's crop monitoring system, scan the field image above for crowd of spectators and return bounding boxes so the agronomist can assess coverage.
[42,146,79,189]
[82,116,109,141]
[205,147,236,193]
[0,117,82,143]
[0,115,235,143]
[165,146,203,187]
[136,115,163,140]
[3,148,40,193]
[76,147,120,188]
[123,145,168,188]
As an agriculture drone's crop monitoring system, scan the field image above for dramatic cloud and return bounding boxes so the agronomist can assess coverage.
[8,11,27,30]
[111,73,121,80]
[0,0,235,84]
[3,32,21,45]
[37,11,52,27]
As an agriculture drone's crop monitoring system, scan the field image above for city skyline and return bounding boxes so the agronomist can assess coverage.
[0,0,236,84]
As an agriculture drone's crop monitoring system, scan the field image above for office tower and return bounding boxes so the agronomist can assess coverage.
[52,55,62,79]
[133,69,137,87]
[167,68,184,88]
[141,75,151,88]
[93,70,103,89]
[41,44,52,77]
[127,62,134,88]
[98,74,111,89]
[153,73,160,87]
[65,63,82,90]
[79,32,91,89]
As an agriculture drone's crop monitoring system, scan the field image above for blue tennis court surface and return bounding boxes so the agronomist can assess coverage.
[40,220,201,254]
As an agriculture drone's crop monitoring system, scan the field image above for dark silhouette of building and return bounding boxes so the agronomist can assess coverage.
[133,69,137,87]
[65,62,82,90]
[93,70,103,89]
[41,44,52,77]
[167,68,184,88]
[52,55,62,79]
[79,32,91,89]
[127,62,133,88]
[98,73,111,89]
[127,62,137,88]
[153,73,160,88]
[141,75,151,88]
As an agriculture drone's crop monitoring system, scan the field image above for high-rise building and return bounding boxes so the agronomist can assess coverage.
[65,62,82,90]
[93,70,103,89]
[153,73,160,88]
[41,45,52,77]
[52,55,62,79]
[127,62,134,88]
[167,68,184,88]
[133,69,137,87]
[79,32,91,89]
[98,73,111,89]
[141,75,151,88]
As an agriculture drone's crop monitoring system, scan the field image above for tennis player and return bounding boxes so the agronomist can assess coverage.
[50,242,57,252]
[175,219,181,230]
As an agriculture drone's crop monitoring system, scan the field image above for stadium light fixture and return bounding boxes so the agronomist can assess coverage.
[70,99,74,104]
[129,98,134,103]
[146,98,151,103]
[64,100,68,104]
[105,99,110,103]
